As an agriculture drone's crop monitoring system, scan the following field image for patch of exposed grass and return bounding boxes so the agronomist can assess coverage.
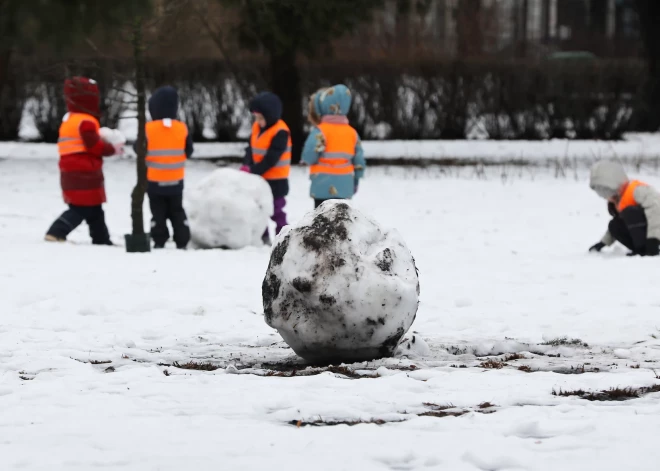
[90,360,112,365]
[552,364,600,375]
[450,364,468,369]
[518,365,533,373]
[419,409,468,418]
[504,353,526,362]
[553,384,660,402]
[264,365,370,379]
[541,337,589,348]
[630,364,641,369]
[479,359,505,369]
[478,402,497,409]
[173,361,220,371]
[290,418,399,427]
[423,402,455,411]
[163,369,171,376]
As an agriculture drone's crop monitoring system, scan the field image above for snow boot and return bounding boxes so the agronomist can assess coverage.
[45,234,66,242]
[262,232,272,246]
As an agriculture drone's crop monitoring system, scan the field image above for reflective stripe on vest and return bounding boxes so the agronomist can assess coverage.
[618,180,647,212]
[310,123,357,176]
[250,120,292,180]
[58,112,100,156]
[145,119,188,183]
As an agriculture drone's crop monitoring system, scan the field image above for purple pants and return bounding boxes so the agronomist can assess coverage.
[264,197,288,238]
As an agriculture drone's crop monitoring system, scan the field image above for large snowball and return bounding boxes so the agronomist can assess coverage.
[186,168,273,249]
[262,200,420,364]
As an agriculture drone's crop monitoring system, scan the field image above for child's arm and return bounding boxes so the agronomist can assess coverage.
[80,120,115,157]
[301,127,324,165]
[353,136,366,181]
[250,130,288,175]
[185,133,194,159]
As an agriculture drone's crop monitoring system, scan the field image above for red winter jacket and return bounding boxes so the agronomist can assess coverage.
[59,77,116,206]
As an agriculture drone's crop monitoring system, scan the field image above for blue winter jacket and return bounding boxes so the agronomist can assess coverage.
[301,84,365,200]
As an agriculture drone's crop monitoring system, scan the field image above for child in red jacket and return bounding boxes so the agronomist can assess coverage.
[45,77,122,245]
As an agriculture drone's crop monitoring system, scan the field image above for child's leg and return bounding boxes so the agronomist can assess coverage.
[149,193,170,248]
[83,205,112,245]
[168,194,190,249]
[272,197,288,235]
[609,206,647,252]
[46,205,84,241]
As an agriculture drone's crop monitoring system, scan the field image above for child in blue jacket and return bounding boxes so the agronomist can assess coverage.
[301,85,366,209]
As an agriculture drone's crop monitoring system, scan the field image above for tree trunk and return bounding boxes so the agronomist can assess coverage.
[635,0,660,130]
[131,17,148,236]
[268,49,303,164]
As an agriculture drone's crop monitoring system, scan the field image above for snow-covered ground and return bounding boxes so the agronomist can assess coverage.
[4,132,660,164]
[1,153,660,470]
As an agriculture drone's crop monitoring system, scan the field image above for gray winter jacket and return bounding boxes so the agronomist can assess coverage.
[589,160,660,245]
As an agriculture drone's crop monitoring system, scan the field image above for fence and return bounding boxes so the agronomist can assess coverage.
[0,58,648,143]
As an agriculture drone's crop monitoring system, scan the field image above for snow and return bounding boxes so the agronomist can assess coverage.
[263,200,420,363]
[4,132,660,163]
[186,168,273,249]
[1,150,660,470]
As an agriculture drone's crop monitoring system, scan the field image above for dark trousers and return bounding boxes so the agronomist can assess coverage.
[609,206,659,255]
[46,205,111,245]
[149,193,190,249]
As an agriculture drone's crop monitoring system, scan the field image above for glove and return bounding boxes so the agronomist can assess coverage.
[589,242,605,253]
[645,238,660,256]
[607,202,618,217]
[239,165,250,173]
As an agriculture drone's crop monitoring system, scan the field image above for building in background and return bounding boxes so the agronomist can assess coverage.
[352,0,641,60]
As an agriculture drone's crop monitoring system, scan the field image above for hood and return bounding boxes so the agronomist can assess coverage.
[64,77,100,118]
[315,84,352,117]
[589,160,629,199]
[148,86,179,120]
[249,92,282,128]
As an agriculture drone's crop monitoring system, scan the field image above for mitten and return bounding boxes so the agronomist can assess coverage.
[239,165,250,173]
[589,242,605,252]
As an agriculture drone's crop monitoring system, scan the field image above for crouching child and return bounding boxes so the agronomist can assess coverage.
[45,77,122,245]
[242,92,291,245]
[301,84,365,209]
[144,86,193,249]
[588,160,660,256]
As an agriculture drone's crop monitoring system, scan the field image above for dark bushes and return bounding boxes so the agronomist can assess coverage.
[0,58,646,142]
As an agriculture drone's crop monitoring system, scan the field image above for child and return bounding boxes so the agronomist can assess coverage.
[45,77,122,245]
[588,160,660,256]
[144,86,193,249]
[242,91,291,245]
[301,84,365,209]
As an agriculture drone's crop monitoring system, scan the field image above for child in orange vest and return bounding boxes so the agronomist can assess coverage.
[301,84,365,209]
[144,86,193,249]
[241,92,291,245]
[45,77,121,245]
[588,160,660,256]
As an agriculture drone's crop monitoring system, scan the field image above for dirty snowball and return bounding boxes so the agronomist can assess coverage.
[262,200,420,363]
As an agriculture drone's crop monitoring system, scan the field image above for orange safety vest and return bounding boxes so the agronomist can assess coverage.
[618,180,646,212]
[310,122,357,176]
[57,112,99,156]
[250,120,292,180]
[145,119,188,183]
